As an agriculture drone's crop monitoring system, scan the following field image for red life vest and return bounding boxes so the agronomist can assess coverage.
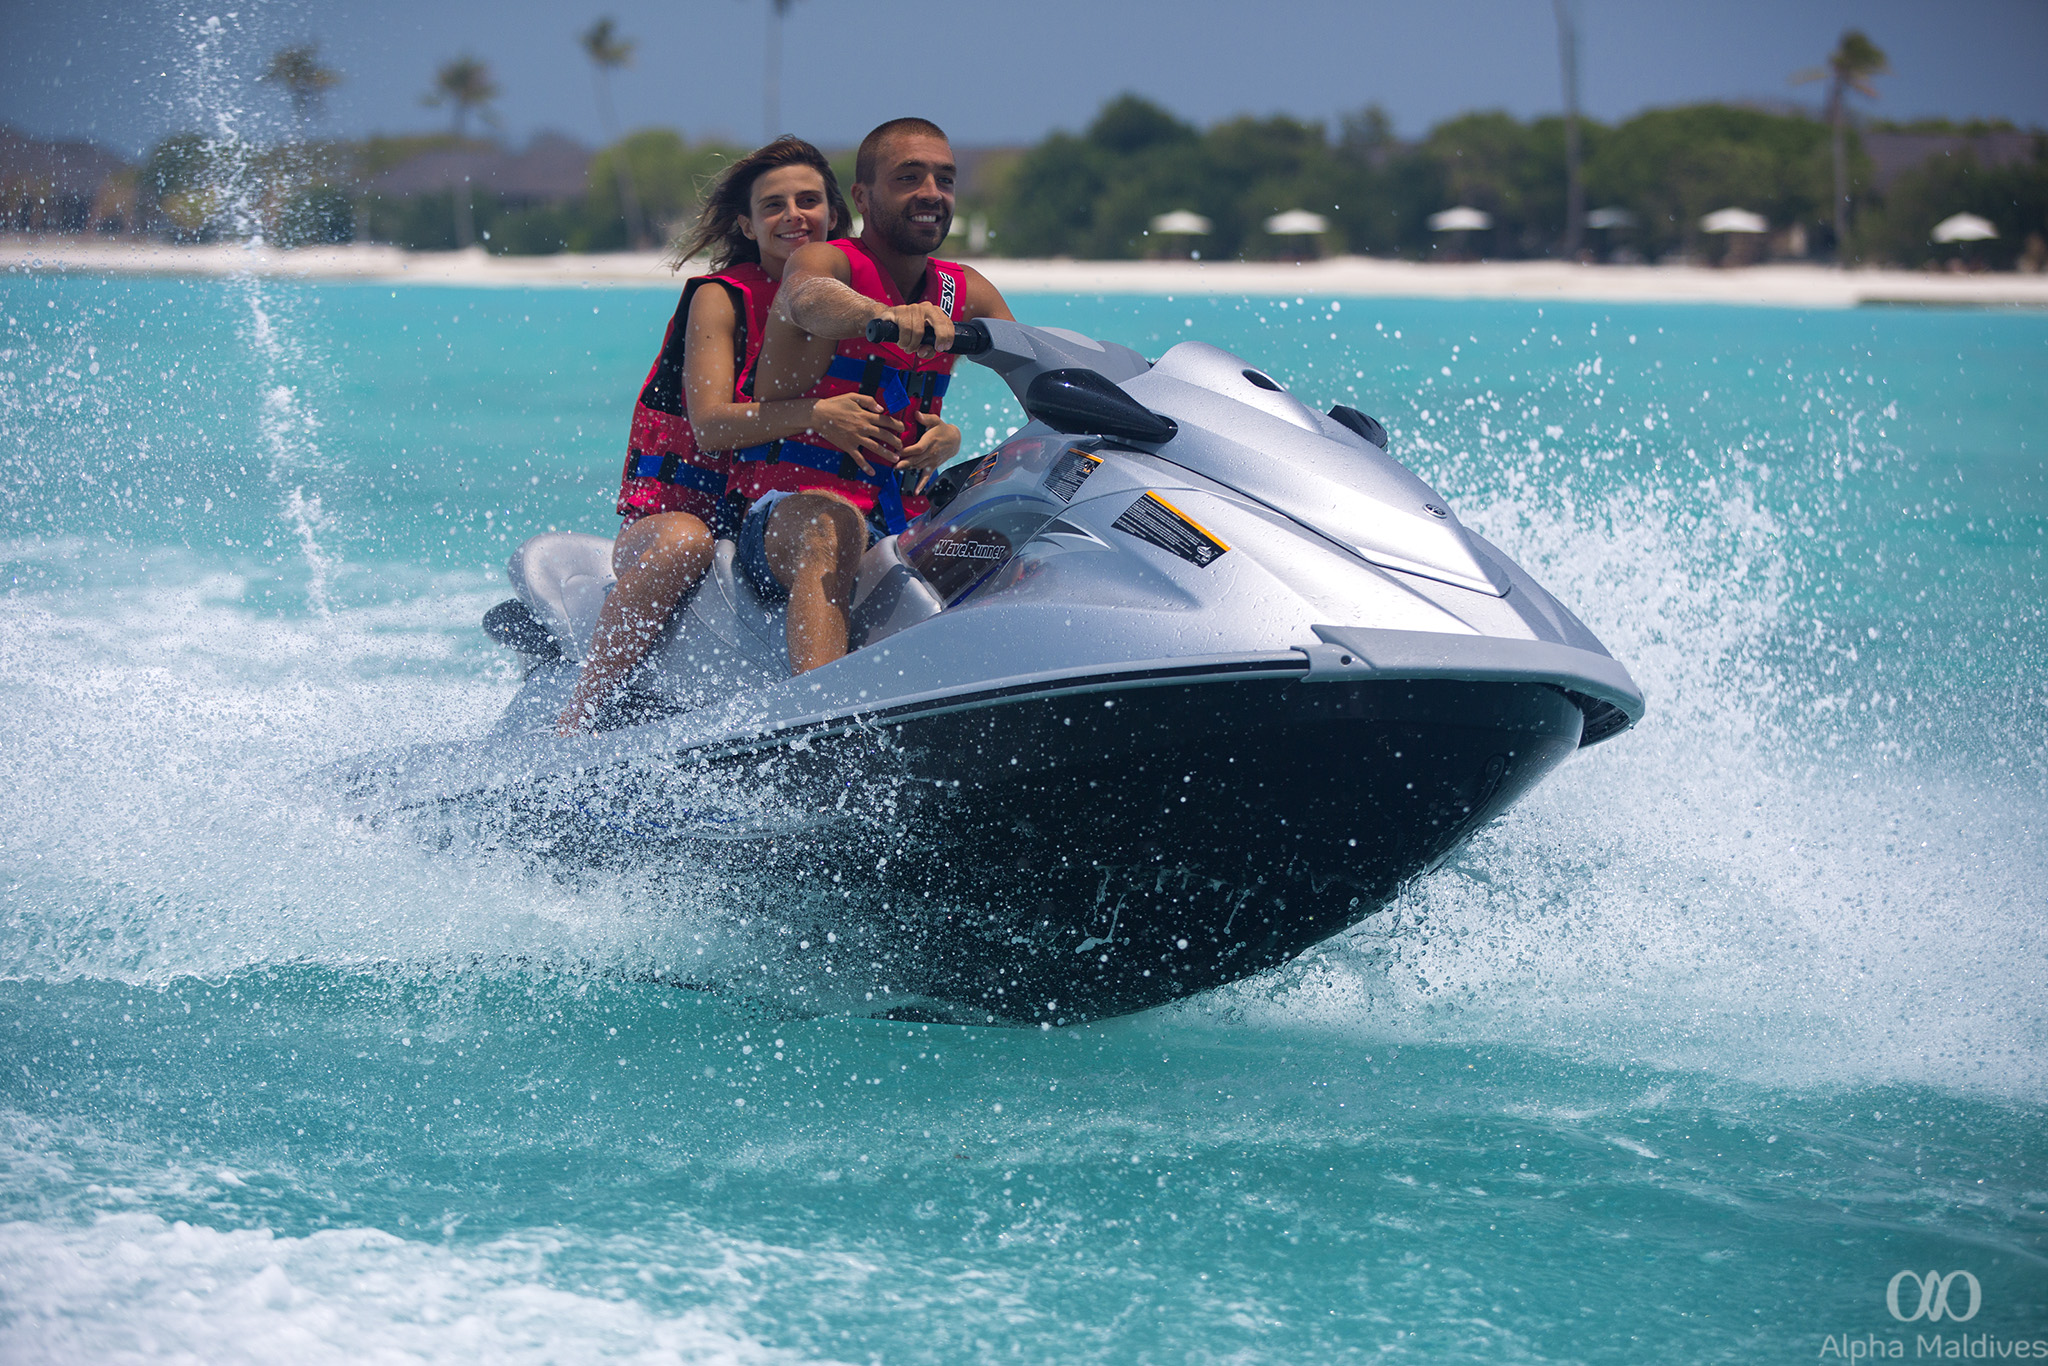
[727,239,967,530]
[615,262,778,524]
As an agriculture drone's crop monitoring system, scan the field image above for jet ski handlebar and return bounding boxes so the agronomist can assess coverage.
[864,316,993,356]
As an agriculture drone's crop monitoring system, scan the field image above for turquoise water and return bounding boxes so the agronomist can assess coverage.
[2,271,2044,1361]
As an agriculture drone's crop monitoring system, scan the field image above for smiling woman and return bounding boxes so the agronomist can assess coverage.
[554,136,872,732]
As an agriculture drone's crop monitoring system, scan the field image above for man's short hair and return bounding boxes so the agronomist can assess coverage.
[855,118,950,186]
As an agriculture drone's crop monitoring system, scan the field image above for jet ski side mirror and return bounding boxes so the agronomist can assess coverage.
[1022,369,1179,446]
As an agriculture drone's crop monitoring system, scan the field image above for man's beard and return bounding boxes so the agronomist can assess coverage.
[872,199,951,255]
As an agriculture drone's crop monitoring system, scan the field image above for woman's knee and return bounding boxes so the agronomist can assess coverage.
[616,512,712,578]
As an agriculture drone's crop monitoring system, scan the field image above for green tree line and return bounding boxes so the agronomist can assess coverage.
[132,91,2045,266]
[116,24,2044,266]
[982,93,2047,267]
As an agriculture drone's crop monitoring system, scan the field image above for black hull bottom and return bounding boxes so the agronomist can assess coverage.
[461,676,1585,1024]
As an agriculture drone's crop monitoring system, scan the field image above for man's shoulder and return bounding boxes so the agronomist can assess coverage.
[928,254,987,282]
[953,261,1011,319]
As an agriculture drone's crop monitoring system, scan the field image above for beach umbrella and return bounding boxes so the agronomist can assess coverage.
[1263,209,1329,236]
[1427,205,1492,232]
[1700,207,1769,234]
[1930,212,1998,243]
[1585,206,1636,230]
[1150,209,1212,236]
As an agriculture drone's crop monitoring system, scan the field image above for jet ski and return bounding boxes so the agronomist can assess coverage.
[336,317,1644,1026]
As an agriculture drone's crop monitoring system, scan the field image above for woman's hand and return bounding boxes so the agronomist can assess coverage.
[808,392,903,474]
[896,414,962,491]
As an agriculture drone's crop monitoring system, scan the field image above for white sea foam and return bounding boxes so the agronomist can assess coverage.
[0,1212,841,1365]
[1229,467,2048,1102]
[0,544,719,985]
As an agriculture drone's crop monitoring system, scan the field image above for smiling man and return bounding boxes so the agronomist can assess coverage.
[738,117,1015,674]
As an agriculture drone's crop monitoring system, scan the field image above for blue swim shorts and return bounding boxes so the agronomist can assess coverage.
[735,490,882,604]
[735,490,794,603]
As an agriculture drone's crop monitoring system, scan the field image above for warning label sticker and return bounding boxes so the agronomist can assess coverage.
[1111,492,1229,568]
[1043,447,1103,503]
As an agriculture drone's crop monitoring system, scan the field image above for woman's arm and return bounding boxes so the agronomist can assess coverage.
[682,283,901,461]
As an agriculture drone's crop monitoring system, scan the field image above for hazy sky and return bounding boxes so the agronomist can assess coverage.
[4,0,2045,157]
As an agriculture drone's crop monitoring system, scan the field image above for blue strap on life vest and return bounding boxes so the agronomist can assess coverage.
[732,438,911,535]
[630,452,726,496]
[824,354,949,415]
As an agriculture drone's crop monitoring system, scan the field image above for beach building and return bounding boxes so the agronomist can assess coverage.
[366,133,592,212]
[0,126,135,234]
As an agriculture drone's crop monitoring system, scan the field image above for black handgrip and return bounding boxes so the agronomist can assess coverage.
[949,319,992,356]
[862,316,993,357]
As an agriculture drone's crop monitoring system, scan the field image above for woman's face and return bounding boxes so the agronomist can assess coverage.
[741,164,832,274]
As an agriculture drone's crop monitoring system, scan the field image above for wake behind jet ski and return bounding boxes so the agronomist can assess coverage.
[336,316,1644,1025]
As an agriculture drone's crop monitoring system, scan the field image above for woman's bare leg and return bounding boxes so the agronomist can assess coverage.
[763,492,866,675]
[557,511,713,733]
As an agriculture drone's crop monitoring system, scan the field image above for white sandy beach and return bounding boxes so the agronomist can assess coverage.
[9,236,2047,308]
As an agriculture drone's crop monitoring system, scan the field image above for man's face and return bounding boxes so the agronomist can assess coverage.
[857,133,955,256]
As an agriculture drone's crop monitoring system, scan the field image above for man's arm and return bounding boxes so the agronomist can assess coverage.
[761,249,1017,397]
[786,280,955,359]
[753,243,854,400]
[777,247,1012,359]
[773,244,879,340]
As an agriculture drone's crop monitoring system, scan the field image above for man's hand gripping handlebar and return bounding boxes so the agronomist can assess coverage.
[865,316,993,356]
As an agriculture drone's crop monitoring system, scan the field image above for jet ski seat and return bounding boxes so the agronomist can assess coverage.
[497,526,945,708]
[628,538,789,701]
[506,532,616,663]
[646,532,944,679]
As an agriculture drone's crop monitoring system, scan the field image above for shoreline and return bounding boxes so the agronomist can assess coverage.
[10,237,2048,309]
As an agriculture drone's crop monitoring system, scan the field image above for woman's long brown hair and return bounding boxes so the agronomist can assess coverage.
[669,136,851,272]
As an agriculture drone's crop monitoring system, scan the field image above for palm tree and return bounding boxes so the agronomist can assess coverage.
[581,18,648,248]
[260,43,341,139]
[1795,29,1889,265]
[426,55,499,140]
[1552,0,1583,258]
[258,44,341,240]
[424,55,499,248]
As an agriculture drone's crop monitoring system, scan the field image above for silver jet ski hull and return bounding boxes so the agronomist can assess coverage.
[336,319,1644,1025]
[452,662,1583,1025]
